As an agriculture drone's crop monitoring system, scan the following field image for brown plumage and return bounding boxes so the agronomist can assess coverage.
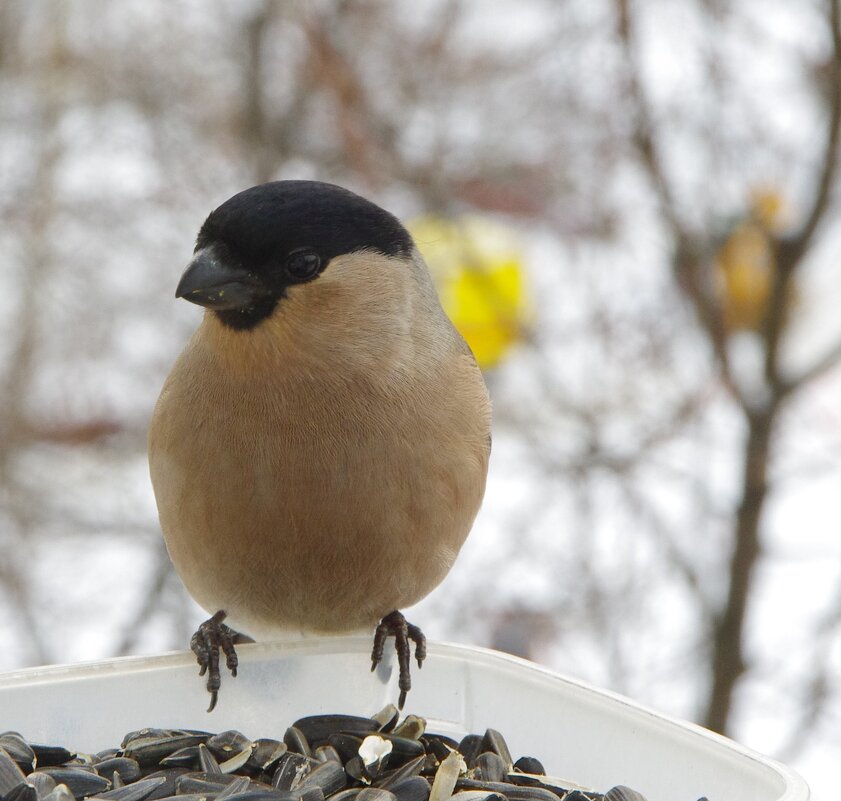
[148,181,491,709]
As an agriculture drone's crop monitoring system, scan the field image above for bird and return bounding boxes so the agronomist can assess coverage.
[148,180,492,711]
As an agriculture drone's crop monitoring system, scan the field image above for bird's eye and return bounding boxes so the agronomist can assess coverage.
[285,249,322,280]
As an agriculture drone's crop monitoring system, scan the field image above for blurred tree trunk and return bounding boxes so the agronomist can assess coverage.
[704,405,774,731]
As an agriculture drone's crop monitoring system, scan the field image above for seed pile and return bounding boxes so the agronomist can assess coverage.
[0,709,702,801]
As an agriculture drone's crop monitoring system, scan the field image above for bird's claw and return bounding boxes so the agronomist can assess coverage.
[370,610,426,710]
[190,610,240,712]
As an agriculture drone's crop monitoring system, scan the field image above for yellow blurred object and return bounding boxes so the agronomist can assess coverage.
[716,221,773,331]
[715,187,792,332]
[749,187,786,233]
[409,215,532,369]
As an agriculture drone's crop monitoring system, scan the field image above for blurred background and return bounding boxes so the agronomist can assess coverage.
[2,0,841,796]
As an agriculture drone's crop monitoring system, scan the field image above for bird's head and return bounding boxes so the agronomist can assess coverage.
[176,180,415,332]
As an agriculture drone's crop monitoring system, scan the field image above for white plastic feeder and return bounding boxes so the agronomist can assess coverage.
[0,638,808,801]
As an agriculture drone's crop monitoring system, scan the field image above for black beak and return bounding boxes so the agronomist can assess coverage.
[176,247,270,310]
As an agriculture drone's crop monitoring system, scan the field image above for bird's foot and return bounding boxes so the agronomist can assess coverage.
[370,610,427,710]
[190,610,244,712]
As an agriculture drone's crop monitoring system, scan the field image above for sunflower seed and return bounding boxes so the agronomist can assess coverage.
[214,777,252,800]
[355,790,396,801]
[206,732,253,764]
[416,736,454,766]
[283,729,311,759]
[428,750,464,801]
[373,737,422,767]
[292,719,379,751]
[296,787,325,801]
[472,753,506,784]
[140,769,187,801]
[157,748,200,770]
[388,776,430,801]
[449,793,507,801]
[327,790,361,801]
[389,719,425,742]
[91,775,167,801]
[0,711,684,801]
[176,772,243,794]
[377,756,425,789]
[42,784,75,801]
[0,748,29,793]
[512,757,545,776]
[313,747,341,766]
[220,791,295,801]
[123,736,208,768]
[456,779,560,801]
[0,734,36,771]
[93,759,141,784]
[28,770,56,798]
[248,740,287,773]
[298,761,346,796]
[198,744,222,775]
[4,783,38,801]
[478,732,512,771]
[272,753,318,792]
[33,768,110,799]
[370,708,399,734]
[325,736,362,766]
[455,737,482,769]
[605,787,649,801]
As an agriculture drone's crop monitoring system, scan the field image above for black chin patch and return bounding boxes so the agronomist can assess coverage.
[215,295,281,331]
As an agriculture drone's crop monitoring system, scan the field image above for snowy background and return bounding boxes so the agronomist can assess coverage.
[2,1,841,798]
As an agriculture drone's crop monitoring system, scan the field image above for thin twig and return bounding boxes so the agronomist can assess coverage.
[613,0,742,405]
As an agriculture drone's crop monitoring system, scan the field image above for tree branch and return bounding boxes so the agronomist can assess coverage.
[779,330,841,399]
[766,0,841,392]
[613,0,743,405]
[778,0,841,269]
